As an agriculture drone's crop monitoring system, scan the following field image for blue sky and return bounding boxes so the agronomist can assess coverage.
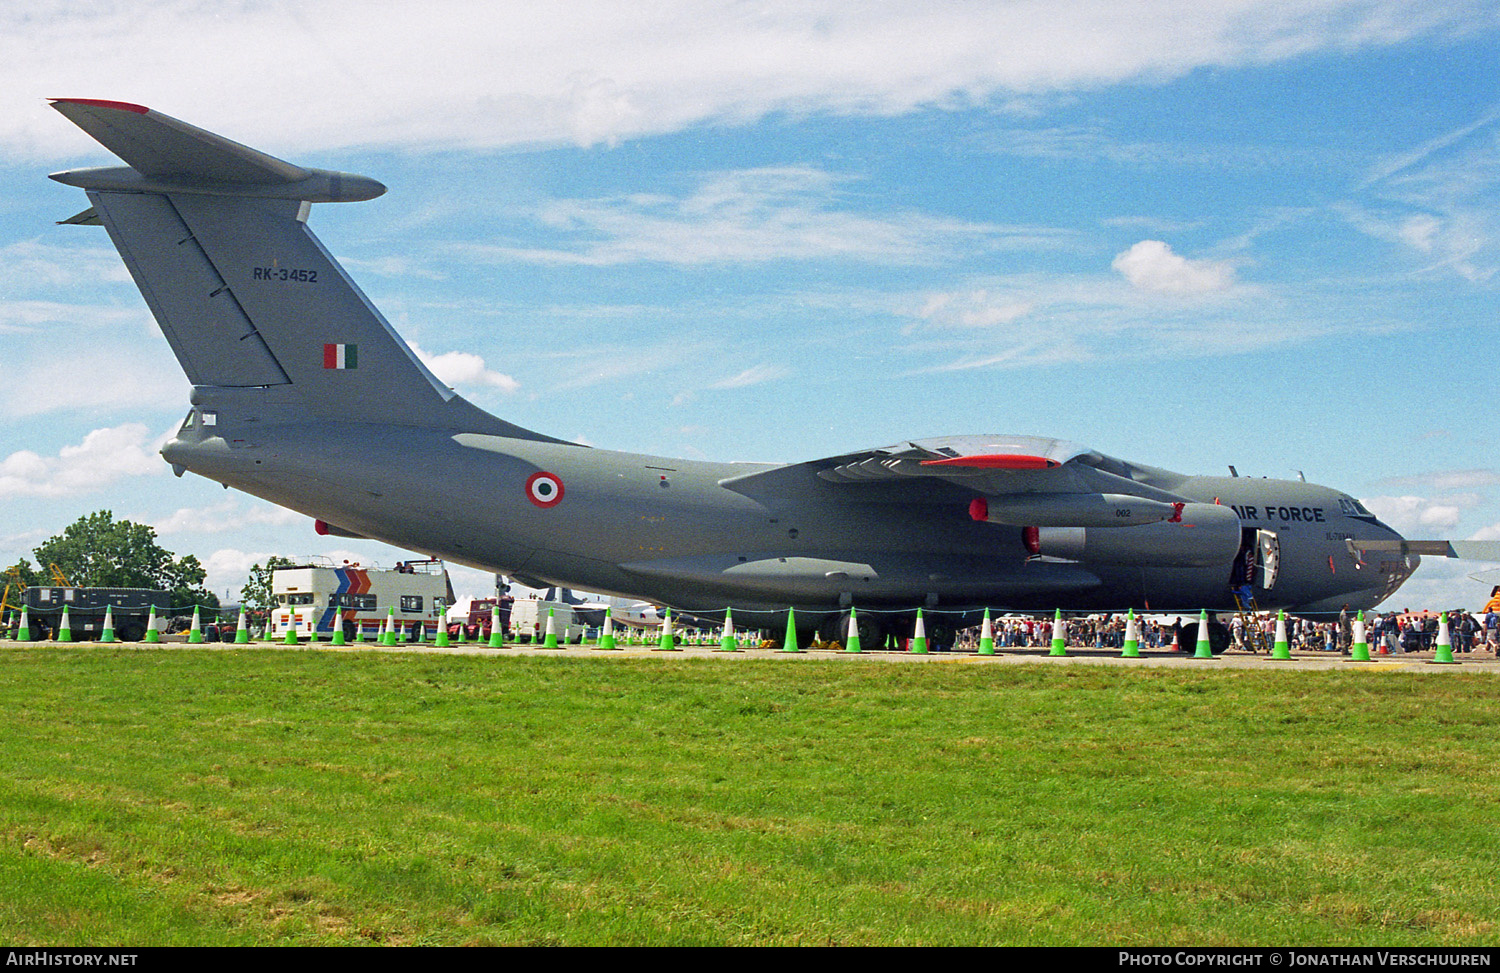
[1,1,1497,609]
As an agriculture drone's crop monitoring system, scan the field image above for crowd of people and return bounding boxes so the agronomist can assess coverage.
[949,600,1500,654]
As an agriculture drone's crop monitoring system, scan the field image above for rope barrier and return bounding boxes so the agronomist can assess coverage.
[0,595,1476,654]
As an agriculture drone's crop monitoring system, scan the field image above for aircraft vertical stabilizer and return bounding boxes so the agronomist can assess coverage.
[49,98,553,439]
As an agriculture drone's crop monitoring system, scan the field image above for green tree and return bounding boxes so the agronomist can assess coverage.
[239,556,294,625]
[32,511,218,610]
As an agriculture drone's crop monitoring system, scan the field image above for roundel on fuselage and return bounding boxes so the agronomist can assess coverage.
[525,471,564,508]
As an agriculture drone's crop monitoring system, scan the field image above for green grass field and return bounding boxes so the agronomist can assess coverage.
[0,646,1495,945]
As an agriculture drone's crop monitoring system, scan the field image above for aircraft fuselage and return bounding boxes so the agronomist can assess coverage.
[163,407,1413,620]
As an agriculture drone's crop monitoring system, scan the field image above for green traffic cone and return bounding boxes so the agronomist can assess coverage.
[1348,610,1370,662]
[1049,609,1067,656]
[284,613,300,645]
[843,608,862,654]
[434,616,449,647]
[910,608,929,654]
[144,606,160,643]
[1121,609,1140,658]
[977,608,995,656]
[381,609,396,646]
[1429,612,1458,665]
[330,611,347,646]
[1193,610,1214,659]
[234,608,250,644]
[188,606,205,644]
[1269,610,1292,660]
[99,605,117,643]
[56,605,73,642]
[488,606,505,648]
[598,607,617,650]
[656,609,679,651]
[717,608,737,652]
[780,607,803,653]
[544,608,560,649]
[16,606,31,642]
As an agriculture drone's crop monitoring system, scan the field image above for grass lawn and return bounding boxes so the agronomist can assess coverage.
[0,647,1495,945]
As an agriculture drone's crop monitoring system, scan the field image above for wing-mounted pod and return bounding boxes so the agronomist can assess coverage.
[1020,502,1242,568]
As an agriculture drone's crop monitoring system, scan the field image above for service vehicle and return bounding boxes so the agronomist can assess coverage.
[271,557,452,640]
[18,586,172,642]
[508,597,579,644]
[445,595,514,641]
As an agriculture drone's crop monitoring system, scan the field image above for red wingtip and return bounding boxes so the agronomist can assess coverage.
[921,453,1059,470]
[49,98,150,114]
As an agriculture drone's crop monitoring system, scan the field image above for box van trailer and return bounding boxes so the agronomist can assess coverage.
[18,586,172,642]
[271,557,453,640]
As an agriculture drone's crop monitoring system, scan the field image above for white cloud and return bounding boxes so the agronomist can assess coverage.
[916,291,1036,329]
[1380,469,1500,491]
[895,271,1304,372]
[0,240,134,289]
[152,499,303,536]
[1470,522,1500,542]
[201,548,279,602]
[1111,240,1237,294]
[465,167,1033,267]
[6,3,1490,159]
[1361,495,1464,533]
[1342,105,1500,284]
[0,300,147,336]
[0,423,166,498]
[1399,214,1441,252]
[0,343,188,418]
[410,343,520,393]
[707,364,791,390]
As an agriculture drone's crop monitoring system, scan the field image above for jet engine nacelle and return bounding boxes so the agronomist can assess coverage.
[1028,502,1241,567]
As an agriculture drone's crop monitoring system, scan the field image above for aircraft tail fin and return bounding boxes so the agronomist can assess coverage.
[49,99,551,438]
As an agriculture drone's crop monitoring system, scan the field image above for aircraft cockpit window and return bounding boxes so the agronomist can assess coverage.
[1338,496,1373,517]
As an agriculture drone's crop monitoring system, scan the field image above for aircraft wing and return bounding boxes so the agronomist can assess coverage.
[1350,539,1500,561]
[720,435,1194,527]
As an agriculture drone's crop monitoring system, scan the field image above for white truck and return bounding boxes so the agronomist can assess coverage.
[508,597,579,644]
[270,556,452,640]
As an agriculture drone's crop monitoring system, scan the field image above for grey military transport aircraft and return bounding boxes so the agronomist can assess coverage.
[47,98,1497,647]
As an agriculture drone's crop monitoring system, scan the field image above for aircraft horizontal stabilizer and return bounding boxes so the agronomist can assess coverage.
[48,99,385,203]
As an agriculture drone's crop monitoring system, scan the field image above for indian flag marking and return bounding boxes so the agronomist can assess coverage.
[323,343,357,369]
